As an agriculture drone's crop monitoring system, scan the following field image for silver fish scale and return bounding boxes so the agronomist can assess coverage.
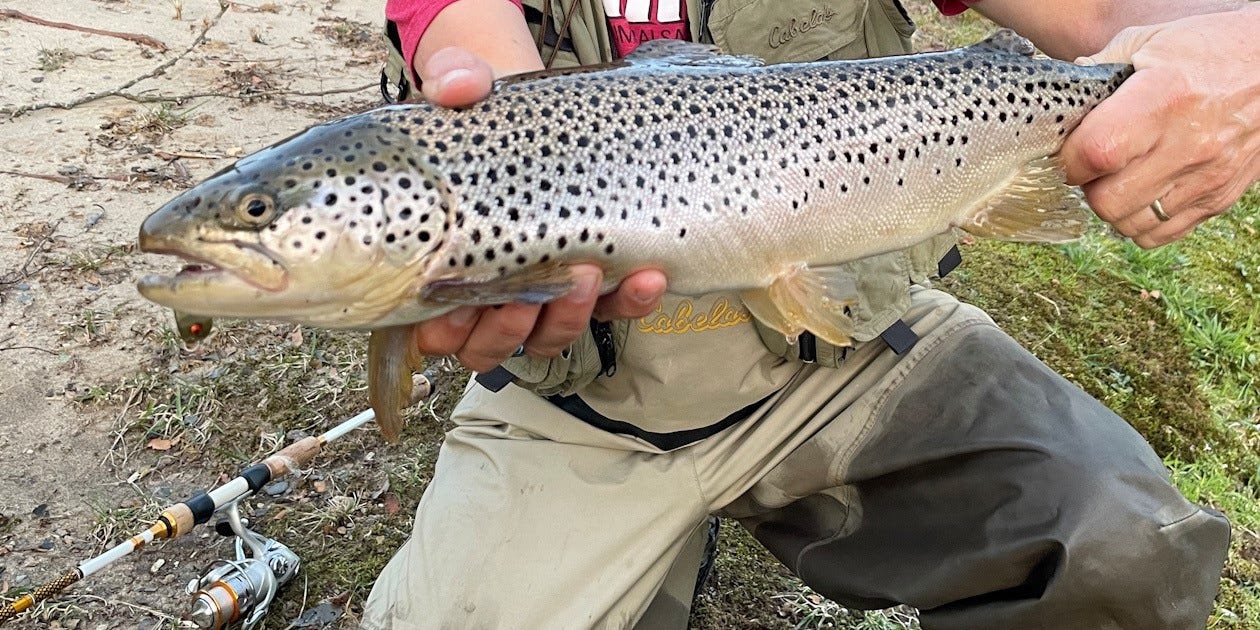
[355,44,1128,295]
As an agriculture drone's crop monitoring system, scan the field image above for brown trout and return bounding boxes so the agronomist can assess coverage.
[137,31,1131,440]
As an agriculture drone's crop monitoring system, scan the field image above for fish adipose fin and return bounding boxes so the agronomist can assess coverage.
[960,156,1089,243]
[368,325,426,443]
[422,262,575,305]
[970,29,1036,56]
[741,264,859,347]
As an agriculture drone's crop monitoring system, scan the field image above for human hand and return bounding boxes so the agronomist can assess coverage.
[1060,5,1260,248]
[411,48,668,372]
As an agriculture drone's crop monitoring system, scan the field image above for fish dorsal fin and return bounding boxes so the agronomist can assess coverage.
[740,264,860,347]
[421,261,575,305]
[624,39,765,68]
[495,41,762,89]
[368,325,426,443]
[971,29,1036,56]
[960,156,1089,243]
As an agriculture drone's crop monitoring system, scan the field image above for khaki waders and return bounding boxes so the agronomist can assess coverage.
[365,1,1231,628]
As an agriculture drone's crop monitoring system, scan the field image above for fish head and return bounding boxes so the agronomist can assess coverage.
[138,107,457,328]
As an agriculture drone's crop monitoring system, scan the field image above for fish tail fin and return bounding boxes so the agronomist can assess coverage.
[741,264,859,347]
[368,325,426,443]
[959,156,1089,243]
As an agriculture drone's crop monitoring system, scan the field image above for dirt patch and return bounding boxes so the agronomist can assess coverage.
[0,1,391,627]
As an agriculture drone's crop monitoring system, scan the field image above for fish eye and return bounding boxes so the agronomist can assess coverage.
[236,193,276,225]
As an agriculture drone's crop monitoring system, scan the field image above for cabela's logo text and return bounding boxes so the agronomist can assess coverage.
[769,7,837,49]
[637,298,752,334]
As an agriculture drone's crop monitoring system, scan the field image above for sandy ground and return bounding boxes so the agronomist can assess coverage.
[0,1,388,626]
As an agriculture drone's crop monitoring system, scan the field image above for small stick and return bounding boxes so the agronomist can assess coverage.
[0,9,167,51]
[1,3,227,118]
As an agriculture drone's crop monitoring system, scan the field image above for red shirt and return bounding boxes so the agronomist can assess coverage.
[387,0,973,79]
[602,0,690,57]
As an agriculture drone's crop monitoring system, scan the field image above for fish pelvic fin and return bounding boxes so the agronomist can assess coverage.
[960,156,1089,243]
[740,264,859,348]
[422,261,576,306]
[368,325,426,443]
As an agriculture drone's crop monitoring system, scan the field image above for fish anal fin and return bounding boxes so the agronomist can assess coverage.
[743,265,858,348]
[961,156,1089,243]
[368,325,425,443]
[971,29,1036,56]
[422,262,575,306]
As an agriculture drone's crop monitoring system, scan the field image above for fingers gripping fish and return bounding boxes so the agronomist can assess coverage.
[136,31,1132,441]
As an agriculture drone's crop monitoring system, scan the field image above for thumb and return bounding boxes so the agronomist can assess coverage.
[1075,25,1159,66]
[419,46,495,108]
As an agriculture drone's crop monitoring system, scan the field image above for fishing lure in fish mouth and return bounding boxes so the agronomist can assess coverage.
[174,310,213,345]
[136,30,1132,441]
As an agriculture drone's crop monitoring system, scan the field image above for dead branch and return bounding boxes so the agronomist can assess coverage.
[116,82,377,105]
[0,9,167,51]
[0,345,59,355]
[1,3,229,118]
[0,220,60,287]
[0,169,130,185]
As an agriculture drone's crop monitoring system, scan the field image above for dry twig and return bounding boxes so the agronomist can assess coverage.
[0,9,168,51]
[0,220,60,287]
[1,3,229,118]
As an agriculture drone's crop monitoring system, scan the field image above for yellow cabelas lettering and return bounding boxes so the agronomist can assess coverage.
[637,298,752,334]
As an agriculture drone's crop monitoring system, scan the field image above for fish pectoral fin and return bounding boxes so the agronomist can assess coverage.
[625,39,765,68]
[421,262,575,306]
[742,265,859,348]
[960,156,1089,243]
[970,29,1036,56]
[368,325,425,443]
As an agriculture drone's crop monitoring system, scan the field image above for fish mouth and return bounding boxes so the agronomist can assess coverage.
[137,233,289,308]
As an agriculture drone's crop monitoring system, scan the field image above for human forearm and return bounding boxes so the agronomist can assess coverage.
[413,0,544,78]
[969,0,1247,59]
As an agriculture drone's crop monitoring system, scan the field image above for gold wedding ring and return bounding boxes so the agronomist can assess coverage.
[1150,199,1171,222]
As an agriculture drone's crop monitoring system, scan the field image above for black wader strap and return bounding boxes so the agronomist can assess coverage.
[475,365,516,393]
[876,245,961,356]
[938,245,962,278]
[546,391,774,451]
[880,320,918,355]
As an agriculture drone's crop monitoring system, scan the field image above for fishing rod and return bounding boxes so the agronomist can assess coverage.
[0,366,443,627]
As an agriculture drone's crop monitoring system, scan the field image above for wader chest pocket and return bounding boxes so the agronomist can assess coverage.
[706,0,867,64]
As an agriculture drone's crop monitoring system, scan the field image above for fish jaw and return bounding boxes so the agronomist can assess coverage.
[136,199,294,315]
